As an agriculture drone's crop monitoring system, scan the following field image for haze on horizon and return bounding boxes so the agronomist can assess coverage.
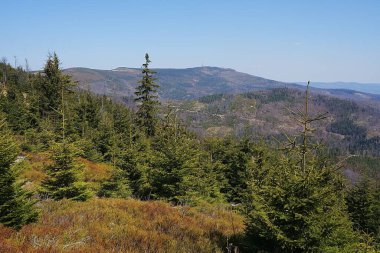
[1,0,380,83]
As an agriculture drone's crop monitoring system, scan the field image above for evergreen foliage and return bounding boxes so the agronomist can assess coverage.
[346,178,380,240]
[0,116,38,229]
[37,53,74,117]
[135,53,160,136]
[1,53,380,251]
[204,137,257,203]
[113,112,224,204]
[329,118,367,138]
[243,83,358,252]
[40,141,91,201]
[98,167,131,198]
[148,117,224,204]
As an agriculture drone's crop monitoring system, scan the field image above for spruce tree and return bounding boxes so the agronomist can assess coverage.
[346,178,380,237]
[0,116,38,229]
[134,53,160,136]
[117,136,154,199]
[205,138,257,203]
[149,113,223,204]
[37,52,76,140]
[98,167,131,198]
[243,82,357,252]
[40,141,91,201]
[39,53,73,113]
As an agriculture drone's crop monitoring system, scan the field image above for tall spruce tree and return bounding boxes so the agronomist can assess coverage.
[40,53,71,110]
[37,52,75,139]
[134,53,160,136]
[0,116,38,229]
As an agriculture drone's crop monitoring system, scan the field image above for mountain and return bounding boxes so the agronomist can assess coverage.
[298,82,380,95]
[65,67,380,104]
[64,66,300,100]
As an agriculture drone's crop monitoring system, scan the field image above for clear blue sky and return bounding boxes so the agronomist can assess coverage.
[1,0,379,82]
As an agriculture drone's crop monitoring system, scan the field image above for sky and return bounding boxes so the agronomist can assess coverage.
[1,0,380,83]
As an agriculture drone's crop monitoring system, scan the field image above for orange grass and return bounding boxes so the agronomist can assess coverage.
[17,152,51,191]
[78,158,112,182]
[18,153,112,192]
[0,198,244,253]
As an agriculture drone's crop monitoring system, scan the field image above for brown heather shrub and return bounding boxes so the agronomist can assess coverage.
[20,152,51,186]
[26,152,51,163]
[78,158,112,183]
[78,157,113,192]
[0,198,244,253]
[18,153,112,193]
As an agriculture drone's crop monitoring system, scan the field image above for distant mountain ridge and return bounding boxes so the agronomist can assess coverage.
[64,66,380,103]
[297,82,380,95]
[64,66,300,100]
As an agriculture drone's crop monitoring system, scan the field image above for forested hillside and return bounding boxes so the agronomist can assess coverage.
[64,66,300,100]
[167,89,380,186]
[173,88,380,155]
[1,55,380,252]
[65,66,380,105]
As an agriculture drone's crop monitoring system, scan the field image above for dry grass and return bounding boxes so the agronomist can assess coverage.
[9,152,244,252]
[18,153,112,192]
[17,152,50,191]
[0,198,244,253]
[77,157,113,192]
[78,158,112,183]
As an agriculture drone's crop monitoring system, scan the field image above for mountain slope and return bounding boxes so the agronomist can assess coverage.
[170,88,380,156]
[64,66,300,100]
[65,67,380,104]
[298,81,380,95]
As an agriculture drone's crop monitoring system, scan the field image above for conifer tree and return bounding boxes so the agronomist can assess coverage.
[38,53,74,119]
[40,141,91,201]
[117,135,154,199]
[98,167,131,198]
[0,62,37,133]
[134,53,160,136]
[205,138,257,203]
[346,178,380,237]
[0,116,38,229]
[149,113,223,204]
[243,82,357,252]
[25,53,78,149]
